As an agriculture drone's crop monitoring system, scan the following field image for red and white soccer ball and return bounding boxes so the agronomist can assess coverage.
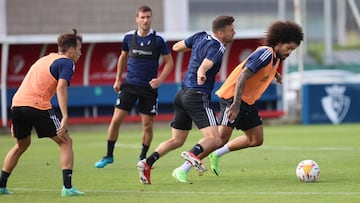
[296,160,320,182]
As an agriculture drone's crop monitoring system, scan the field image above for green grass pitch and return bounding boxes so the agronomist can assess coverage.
[0,123,359,203]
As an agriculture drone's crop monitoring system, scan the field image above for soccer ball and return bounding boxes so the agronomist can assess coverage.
[296,160,320,182]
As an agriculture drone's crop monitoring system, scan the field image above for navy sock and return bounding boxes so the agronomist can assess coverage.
[139,144,150,160]
[0,170,10,188]
[146,152,160,166]
[62,169,72,189]
[106,140,116,157]
[190,144,204,156]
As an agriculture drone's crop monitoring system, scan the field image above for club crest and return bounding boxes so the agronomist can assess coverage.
[321,85,350,124]
[10,55,25,74]
[102,53,118,72]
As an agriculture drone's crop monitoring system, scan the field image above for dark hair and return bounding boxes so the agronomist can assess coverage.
[57,29,82,53]
[137,5,152,16]
[212,16,235,33]
[264,21,304,46]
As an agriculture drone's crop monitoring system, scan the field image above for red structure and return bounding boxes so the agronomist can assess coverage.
[1,38,283,126]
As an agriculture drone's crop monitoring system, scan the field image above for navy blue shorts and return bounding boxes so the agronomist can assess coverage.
[171,88,218,130]
[217,98,262,131]
[116,83,158,115]
[11,106,60,140]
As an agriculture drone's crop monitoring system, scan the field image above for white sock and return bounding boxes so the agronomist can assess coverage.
[215,144,230,157]
[178,161,192,172]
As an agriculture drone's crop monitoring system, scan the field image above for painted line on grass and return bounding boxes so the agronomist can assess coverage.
[94,143,357,151]
[11,188,360,196]
[261,146,356,151]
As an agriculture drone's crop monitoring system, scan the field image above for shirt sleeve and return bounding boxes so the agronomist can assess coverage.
[121,34,131,52]
[156,33,171,55]
[184,31,205,48]
[245,48,272,73]
[206,42,224,63]
[158,37,171,55]
[184,36,194,48]
[50,58,74,86]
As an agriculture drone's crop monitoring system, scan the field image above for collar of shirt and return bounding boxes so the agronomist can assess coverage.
[136,29,154,37]
[211,34,226,51]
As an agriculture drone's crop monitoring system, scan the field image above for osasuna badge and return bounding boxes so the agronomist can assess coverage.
[321,85,351,124]
[103,53,118,72]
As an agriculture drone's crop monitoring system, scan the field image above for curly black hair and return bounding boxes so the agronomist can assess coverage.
[264,21,304,46]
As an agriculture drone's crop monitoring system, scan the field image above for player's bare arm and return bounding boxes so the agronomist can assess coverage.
[56,78,69,137]
[227,67,254,120]
[114,51,128,92]
[172,40,192,52]
[149,53,174,89]
[197,58,214,85]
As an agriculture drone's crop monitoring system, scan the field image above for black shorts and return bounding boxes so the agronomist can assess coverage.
[217,98,262,131]
[171,88,218,130]
[116,83,158,115]
[11,106,60,140]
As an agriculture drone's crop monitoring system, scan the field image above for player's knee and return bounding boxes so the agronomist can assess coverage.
[212,135,223,149]
[254,138,264,146]
[246,134,263,147]
[168,137,185,149]
[17,139,31,152]
[61,136,73,147]
[250,137,263,147]
[219,137,228,147]
[143,128,153,135]
[142,122,153,132]
[17,143,30,153]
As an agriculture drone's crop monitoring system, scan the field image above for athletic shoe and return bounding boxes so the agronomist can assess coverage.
[209,152,220,176]
[0,187,13,195]
[172,168,188,183]
[181,151,206,173]
[95,156,114,168]
[61,186,85,197]
[137,159,152,184]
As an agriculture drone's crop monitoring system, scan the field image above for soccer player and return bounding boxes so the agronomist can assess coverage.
[94,5,173,168]
[0,29,85,196]
[137,15,236,184]
[208,20,304,176]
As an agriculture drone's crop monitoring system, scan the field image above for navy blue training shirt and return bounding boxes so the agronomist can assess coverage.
[181,31,226,95]
[245,47,274,73]
[122,29,171,87]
